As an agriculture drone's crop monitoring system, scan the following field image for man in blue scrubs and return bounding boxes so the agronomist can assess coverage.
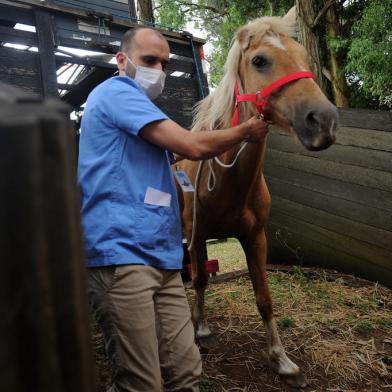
[78,27,268,392]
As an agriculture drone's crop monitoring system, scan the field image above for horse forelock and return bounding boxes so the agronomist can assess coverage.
[246,14,297,40]
[191,12,297,133]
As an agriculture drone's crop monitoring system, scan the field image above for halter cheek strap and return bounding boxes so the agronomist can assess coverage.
[231,71,317,126]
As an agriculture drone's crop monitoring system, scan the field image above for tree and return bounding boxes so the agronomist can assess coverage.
[138,0,155,22]
[325,1,349,107]
[295,0,330,95]
[295,0,353,106]
[346,0,392,109]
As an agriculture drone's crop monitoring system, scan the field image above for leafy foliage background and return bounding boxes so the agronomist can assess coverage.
[153,0,391,109]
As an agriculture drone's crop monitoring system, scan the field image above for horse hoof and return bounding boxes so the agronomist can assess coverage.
[281,372,308,388]
[196,334,219,349]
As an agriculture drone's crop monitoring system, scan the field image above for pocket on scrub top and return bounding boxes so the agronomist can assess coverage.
[134,202,172,251]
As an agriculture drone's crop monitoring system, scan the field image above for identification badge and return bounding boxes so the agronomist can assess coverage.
[144,187,171,207]
[174,170,195,192]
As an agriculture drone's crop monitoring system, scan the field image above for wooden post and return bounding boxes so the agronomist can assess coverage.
[35,10,59,98]
[0,83,96,392]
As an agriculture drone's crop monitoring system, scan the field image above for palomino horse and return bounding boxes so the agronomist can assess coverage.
[175,7,338,388]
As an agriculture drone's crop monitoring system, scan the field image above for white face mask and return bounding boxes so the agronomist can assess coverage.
[126,55,166,100]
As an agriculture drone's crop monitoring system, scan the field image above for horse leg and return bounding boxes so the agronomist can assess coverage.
[189,238,217,348]
[239,230,307,388]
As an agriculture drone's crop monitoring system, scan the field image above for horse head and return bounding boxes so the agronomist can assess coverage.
[194,7,338,151]
[236,7,338,150]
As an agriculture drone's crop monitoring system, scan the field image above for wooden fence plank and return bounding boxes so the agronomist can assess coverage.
[266,222,392,288]
[268,212,392,269]
[339,108,392,131]
[270,195,392,251]
[267,148,392,193]
[264,163,392,212]
[268,131,392,172]
[272,126,392,152]
[335,126,392,152]
[266,176,392,232]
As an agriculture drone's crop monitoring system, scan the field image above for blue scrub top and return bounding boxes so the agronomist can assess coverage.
[78,76,183,269]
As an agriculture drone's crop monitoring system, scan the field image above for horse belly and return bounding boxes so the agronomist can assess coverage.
[201,206,259,240]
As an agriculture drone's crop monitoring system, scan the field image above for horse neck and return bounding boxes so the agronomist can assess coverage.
[201,96,267,192]
[219,136,267,190]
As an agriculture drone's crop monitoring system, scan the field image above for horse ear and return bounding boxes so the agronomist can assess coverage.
[237,27,252,51]
[283,6,297,26]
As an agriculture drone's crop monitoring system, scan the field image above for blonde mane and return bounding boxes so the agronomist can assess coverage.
[192,9,297,132]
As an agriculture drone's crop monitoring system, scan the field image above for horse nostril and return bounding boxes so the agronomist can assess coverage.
[305,110,320,129]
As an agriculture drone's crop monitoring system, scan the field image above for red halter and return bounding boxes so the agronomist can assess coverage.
[231,71,316,126]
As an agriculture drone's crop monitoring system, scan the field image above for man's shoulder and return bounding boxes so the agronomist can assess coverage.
[96,76,142,95]
[87,77,149,109]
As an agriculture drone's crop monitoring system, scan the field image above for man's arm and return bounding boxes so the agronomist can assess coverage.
[139,116,268,161]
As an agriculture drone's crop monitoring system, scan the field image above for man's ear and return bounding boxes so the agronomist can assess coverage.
[116,52,128,74]
[236,27,252,51]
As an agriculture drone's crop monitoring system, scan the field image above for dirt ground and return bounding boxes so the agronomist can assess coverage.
[92,267,392,391]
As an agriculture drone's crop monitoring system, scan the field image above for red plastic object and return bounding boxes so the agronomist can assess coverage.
[187,259,219,278]
[199,46,205,60]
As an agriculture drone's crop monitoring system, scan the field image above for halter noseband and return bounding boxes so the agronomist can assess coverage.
[231,71,317,126]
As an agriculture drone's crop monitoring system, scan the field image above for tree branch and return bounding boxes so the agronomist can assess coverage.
[174,1,226,16]
[311,0,335,28]
[153,4,163,11]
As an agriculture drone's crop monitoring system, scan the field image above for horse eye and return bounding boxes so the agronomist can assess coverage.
[252,55,269,69]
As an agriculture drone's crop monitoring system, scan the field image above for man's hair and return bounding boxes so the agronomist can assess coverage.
[120,27,167,54]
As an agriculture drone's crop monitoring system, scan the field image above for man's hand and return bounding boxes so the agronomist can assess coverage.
[140,116,269,161]
[242,115,269,143]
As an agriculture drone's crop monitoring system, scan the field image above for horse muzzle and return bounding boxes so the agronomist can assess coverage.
[293,102,339,151]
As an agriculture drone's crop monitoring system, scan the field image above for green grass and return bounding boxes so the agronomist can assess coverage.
[200,375,216,391]
[205,239,392,337]
[278,316,296,329]
[353,320,375,334]
[207,238,246,273]
[346,316,392,334]
[375,318,392,329]
[382,355,392,365]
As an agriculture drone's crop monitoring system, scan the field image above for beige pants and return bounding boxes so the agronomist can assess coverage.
[88,265,201,392]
